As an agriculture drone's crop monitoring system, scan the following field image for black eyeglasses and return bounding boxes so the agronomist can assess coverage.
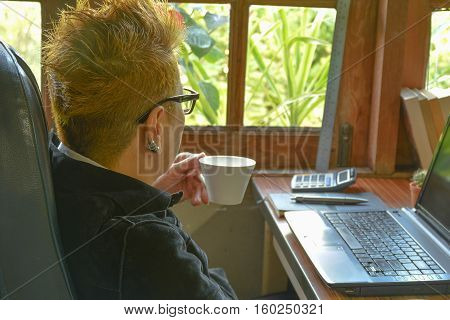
[137,88,199,124]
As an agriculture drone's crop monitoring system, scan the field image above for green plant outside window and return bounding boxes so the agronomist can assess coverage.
[175,4,337,127]
[174,3,230,126]
[427,10,450,91]
[0,1,41,86]
[245,6,336,127]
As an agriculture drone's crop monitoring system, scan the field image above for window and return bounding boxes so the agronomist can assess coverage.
[0,1,41,85]
[427,10,450,91]
[174,3,230,126]
[245,6,336,127]
[175,1,337,129]
[176,0,340,170]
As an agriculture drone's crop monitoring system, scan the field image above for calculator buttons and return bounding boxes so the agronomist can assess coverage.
[291,168,356,192]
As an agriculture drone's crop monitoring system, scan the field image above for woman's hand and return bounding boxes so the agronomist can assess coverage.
[152,152,209,206]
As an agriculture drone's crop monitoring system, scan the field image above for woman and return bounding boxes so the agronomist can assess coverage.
[44,0,237,299]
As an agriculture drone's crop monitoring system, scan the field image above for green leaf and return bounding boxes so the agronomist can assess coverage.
[249,38,282,103]
[193,60,210,80]
[204,12,228,31]
[245,45,284,108]
[186,25,215,58]
[296,11,325,99]
[296,95,325,126]
[204,46,225,63]
[288,36,331,49]
[198,81,220,113]
[279,10,295,101]
[182,58,218,124]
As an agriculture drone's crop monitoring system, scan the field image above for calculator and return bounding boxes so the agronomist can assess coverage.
[291,168,357,192]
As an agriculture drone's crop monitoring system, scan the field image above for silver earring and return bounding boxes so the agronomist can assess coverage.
[147,140,160,153]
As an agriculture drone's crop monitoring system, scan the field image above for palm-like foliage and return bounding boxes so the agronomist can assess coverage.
[175,4,229,126]
[245,7,336,127]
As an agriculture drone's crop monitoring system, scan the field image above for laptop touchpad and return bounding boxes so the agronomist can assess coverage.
[285,211,343,247]
[310,228,342,247]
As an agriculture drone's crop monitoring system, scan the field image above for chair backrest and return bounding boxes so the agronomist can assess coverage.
[0,41,74,299]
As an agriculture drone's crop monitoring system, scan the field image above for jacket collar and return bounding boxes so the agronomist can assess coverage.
[49,132,182,217]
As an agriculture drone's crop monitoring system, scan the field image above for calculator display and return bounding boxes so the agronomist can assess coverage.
[337,171,349,184]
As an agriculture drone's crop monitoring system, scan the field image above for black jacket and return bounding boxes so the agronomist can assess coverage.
[50,134,237,299]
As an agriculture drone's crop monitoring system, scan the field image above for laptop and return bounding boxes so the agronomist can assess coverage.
[285,118,450,296]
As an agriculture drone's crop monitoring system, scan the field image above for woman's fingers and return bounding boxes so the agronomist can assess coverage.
[172,152,206,175]
[201,184,209,204]
[184,176,203,206]
[184,179,194,200]
[174,152,192,162]
[165,152,208,206]
[188,171,208,205]
[186,168,200,177]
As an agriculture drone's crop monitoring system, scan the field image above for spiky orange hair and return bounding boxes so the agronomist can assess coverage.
[44,0,185,166]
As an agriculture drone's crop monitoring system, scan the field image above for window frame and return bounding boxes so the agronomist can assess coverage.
[174,0,337,128]
[174,0,338,170]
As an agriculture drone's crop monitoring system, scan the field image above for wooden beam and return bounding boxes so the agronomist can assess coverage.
[181,126,320,170]
[246,0,336,8]
[395,0,433,171]
[331,0,379,168]
[226,0,249,126]
[368,0,409,174]
[430,0,450,9]
[402,0,431,88]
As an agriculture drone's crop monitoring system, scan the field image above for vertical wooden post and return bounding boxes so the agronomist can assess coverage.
[368,0,408,174]
[402,0,431,89]
[331,0,379,168]
[395,0,432,171]
[226,0,249,127]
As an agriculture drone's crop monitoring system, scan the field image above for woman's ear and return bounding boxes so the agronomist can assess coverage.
[144,106,165,141]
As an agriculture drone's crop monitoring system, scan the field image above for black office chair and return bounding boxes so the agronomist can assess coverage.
[0,41,74,299]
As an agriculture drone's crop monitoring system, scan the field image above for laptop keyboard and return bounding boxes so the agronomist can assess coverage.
[324,211,445,277]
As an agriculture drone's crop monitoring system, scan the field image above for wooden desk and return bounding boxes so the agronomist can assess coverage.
[252,176,448,300]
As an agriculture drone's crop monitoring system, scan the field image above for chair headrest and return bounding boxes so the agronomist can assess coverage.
[0,41,74,299]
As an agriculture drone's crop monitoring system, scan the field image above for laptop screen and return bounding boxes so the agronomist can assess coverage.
[416,118,450,233]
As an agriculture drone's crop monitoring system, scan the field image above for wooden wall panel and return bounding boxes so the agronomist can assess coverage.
[181,127,319,170]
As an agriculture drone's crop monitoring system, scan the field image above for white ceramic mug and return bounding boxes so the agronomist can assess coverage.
[199,156,256,205]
